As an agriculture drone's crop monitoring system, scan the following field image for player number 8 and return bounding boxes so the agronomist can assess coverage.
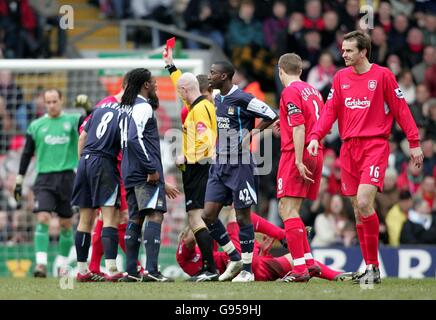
[96,112,114,139]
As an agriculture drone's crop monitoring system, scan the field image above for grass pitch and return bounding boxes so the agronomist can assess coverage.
[0,278,435,300]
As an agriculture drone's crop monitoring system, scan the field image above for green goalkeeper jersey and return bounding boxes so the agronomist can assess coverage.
[27,112,81,174]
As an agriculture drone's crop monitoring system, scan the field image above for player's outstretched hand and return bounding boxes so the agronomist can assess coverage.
[296,162,314,183]
[147,171,160,185]
[410,146,424,168]
[272,119,280,137]
[163,47,173,66]
[307,139,319,156]
[165,183,180,199]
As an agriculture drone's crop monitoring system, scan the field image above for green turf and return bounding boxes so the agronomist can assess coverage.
[0,278,435,300]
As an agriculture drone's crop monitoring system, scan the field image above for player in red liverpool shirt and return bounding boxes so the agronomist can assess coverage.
[307,31,424,284]
[275,53,325,282]
[177,210,353,282]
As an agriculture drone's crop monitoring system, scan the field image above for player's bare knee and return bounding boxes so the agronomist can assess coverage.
[37,212,51,225]
[356,196,373,216]
[59,218,73,230]
[148,211,164,224]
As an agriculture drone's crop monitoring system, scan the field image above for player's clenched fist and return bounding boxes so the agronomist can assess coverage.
[307,139,319,156]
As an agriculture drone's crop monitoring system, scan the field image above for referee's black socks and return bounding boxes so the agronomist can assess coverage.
[194,227,217,273]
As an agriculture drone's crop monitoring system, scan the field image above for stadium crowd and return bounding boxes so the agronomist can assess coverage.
[0,0,436,258]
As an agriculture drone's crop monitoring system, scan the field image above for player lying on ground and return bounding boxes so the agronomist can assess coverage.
[177,210,353,282]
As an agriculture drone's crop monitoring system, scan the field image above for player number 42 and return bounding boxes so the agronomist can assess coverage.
[369,165,380,178]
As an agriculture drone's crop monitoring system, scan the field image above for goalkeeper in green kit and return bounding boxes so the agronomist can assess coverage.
[14,89,85,277]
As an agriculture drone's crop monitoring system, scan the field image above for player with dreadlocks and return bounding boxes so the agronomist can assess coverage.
[119,68,179,282]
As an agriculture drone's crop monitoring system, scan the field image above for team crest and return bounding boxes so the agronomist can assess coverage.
[368,80,377,91]
[63,122,71,131]
[228,106,235,115]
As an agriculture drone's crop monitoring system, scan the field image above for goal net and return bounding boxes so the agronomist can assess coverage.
[0,58,203,278]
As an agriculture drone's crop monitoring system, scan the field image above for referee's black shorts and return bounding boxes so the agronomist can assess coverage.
[33,170,75,218]
[182,162,210,212]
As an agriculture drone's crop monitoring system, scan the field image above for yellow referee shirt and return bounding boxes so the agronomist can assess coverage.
[169,67,217,163]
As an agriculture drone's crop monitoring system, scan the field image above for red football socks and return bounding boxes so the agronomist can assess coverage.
[361,213,380,267]
[284,218,307,273]
[299,220,315,267]
[251,213,286,241]
[89,218,104,273]
[356,223,368,264]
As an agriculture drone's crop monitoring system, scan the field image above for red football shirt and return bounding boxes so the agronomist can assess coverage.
[279,81,324,152]
[310,64,419,147]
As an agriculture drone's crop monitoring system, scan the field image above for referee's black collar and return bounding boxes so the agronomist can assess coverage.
[191,95,206,109]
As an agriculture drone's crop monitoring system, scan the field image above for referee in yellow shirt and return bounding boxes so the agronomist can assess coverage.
[164,48,219,281]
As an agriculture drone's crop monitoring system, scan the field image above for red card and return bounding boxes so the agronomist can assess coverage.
[166,37,176,50]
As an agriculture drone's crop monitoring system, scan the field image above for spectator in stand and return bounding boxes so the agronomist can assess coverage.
[0,71,24,121]
[303,0,324,30]
[327,29,346,67]
[399,27,424,69]
[312,194,356,247]
[421,139,436,177]
[184,0,226,49]
[375,168,400,224]
[375,168,400,244]
[226,0,264,53]
[321,11,339,48]
[224,0,240,20]
[424,50,436,97]
[425,99,436,140]
[29,0,66,57]
[130,0,170,19]
[324,157,341,195]
[397,158,425,194]
[339,0,360,32]
[300,30,322,77]
[410,84,431,128]
[370,26,390,66]
[412,46,435,85]
[0,96,12,155]
[386,54,402,77]
[398,70,416,105]
[417,175,436,210]
[0,0,39,58]
[400,197,436,245]
[388,13,409,55]
[307,51,336,98]
[375,0,393,33]
[388,139,407,174]
[262,0,288,52]
[300,176,328,228]
[390,0,415,17]
[386,190,413,246]
[276,11,305,59]
[233,65,265,101]
[423,11,436,47]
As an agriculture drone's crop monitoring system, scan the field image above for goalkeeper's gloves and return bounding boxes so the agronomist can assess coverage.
[75,94,92,113]
[14,175,23,208]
